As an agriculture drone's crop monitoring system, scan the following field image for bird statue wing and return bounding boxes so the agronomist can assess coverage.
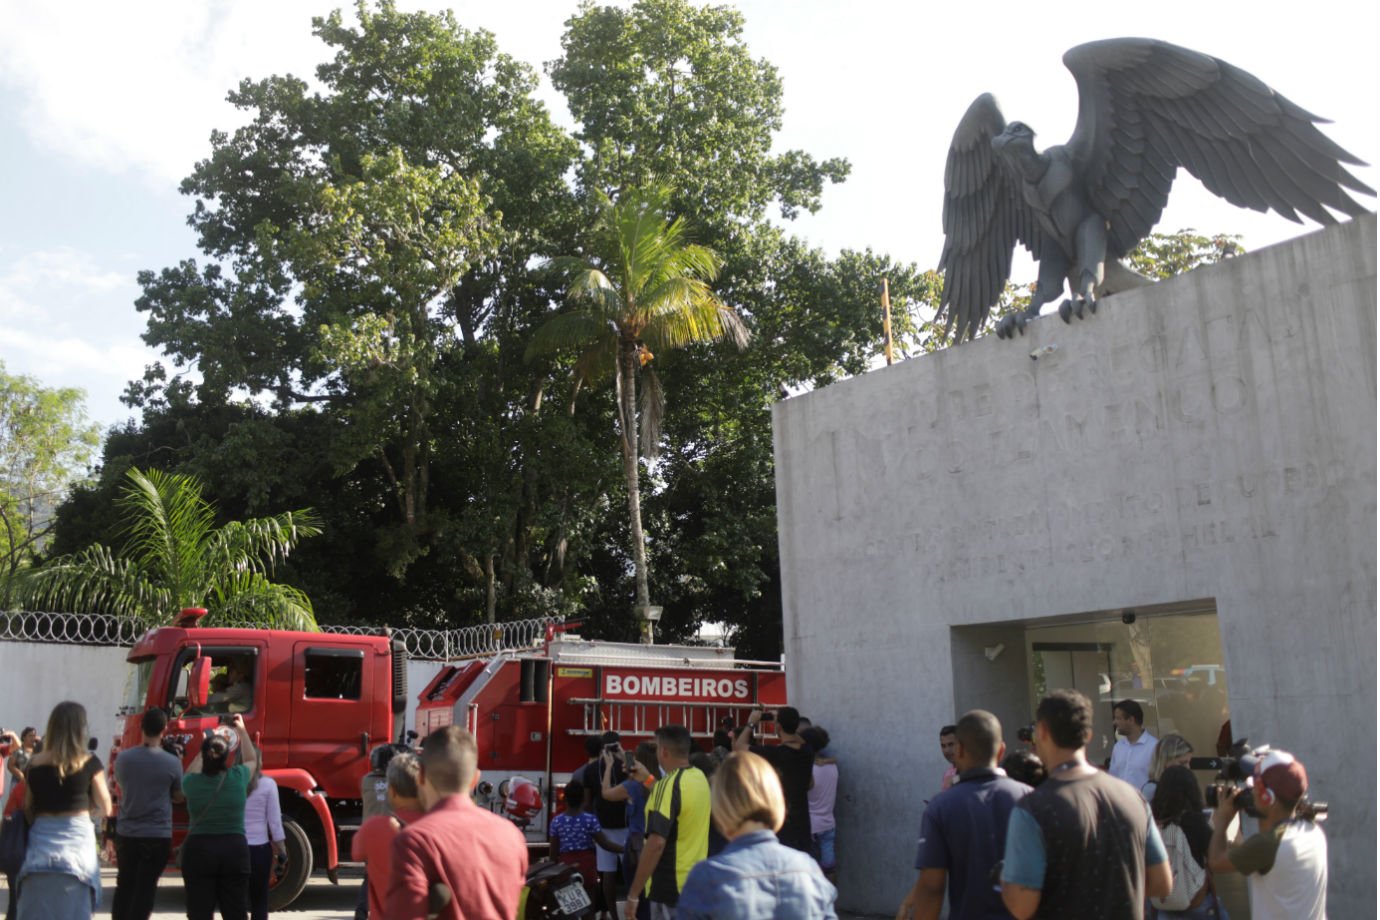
[939,93,1045,342]
[1063,38,1374,259]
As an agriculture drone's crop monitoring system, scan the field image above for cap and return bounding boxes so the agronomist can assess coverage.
[1253,749,1307,801]
[208,725,240,754]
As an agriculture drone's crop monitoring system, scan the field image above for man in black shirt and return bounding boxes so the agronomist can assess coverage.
[585,732,629,918]
[734,705,814,851]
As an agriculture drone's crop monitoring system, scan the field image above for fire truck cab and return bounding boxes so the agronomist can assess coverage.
[116,611,407,909]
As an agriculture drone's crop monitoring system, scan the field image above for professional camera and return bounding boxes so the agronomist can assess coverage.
[1203,740,1329,821]
[1204,739,1259,814]
[1017,723,1036,743]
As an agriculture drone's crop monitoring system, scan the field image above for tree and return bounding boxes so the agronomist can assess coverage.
[133,0,577,573]
[1126,229,1245,280]
[527,187,747,636]
[20,467,321,629]
[0,363,100,608]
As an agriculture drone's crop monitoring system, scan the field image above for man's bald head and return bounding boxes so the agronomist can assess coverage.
[955,709,1003,768]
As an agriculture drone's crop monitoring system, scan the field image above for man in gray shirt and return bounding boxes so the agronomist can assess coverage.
[113,707,185,920]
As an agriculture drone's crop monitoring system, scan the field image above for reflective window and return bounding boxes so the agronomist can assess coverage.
[1026,603,1230,777]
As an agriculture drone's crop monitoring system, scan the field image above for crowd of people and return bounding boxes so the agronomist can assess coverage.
[896,691,1329,920]
[1,688,1329,920]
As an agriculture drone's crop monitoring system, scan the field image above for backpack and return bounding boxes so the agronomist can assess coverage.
[1151,821,1207,911]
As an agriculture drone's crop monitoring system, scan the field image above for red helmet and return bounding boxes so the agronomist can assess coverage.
[505,777,542,820]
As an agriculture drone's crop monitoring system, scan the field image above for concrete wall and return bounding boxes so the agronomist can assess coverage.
[0,641,132,754]
[773,215,1376,915]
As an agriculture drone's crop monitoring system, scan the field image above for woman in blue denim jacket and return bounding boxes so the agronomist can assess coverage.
[676,751,837,920]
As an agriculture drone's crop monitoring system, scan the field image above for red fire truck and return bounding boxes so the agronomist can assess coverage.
[113,610,785,909]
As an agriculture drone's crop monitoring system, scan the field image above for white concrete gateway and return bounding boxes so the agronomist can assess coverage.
[773,215,1376,916]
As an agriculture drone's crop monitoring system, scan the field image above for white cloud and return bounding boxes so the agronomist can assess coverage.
[0,0,580,188]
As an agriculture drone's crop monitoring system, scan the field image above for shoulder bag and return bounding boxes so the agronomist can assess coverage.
[0,808,28,877]
[1150,820,1207,912]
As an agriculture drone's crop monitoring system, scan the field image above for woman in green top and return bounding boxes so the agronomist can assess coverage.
[181,714,257,920]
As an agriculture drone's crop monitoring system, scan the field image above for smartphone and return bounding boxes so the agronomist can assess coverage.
[624,751,637,771]
[218,714,237,725]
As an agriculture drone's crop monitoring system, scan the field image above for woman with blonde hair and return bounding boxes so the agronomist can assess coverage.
[1142,733,1194,800]
[675,751,837,919]
[16,700,112,919]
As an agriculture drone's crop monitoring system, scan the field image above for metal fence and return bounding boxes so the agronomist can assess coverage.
[0,610,145,647]
[322,617,559,661]
[0,610,560,662]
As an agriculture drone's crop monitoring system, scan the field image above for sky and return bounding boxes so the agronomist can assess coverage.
[0,0,1375,433]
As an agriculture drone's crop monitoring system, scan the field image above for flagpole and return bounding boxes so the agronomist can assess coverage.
[882,277,895,366]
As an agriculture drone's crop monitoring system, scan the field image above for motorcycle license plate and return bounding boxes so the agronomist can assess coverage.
[553,882,592,915]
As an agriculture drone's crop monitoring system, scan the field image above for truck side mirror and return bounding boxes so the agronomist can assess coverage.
[188,657,213,709]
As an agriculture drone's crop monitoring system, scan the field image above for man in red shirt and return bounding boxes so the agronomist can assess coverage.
[386,726,528,920]
[352,752,425,920]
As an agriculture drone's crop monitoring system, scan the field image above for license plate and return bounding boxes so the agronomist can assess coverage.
[553,882,591,915]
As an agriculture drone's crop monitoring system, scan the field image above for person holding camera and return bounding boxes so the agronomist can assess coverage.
[732,707,815,853]
[111,707,185,920]
[181,714,256,920]
[587,733,629,920]
[1206,749,1326,920]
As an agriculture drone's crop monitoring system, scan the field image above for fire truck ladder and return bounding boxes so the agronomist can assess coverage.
[565,698,776,742]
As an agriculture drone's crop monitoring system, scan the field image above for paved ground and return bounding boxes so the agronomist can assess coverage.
[3,868,881,918]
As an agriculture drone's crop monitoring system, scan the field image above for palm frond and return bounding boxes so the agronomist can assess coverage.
[525,312,614,362]
[573,334,621,385]
[116,468,216,605]
[639,366,665,461]
[642,296,751,353]
[206,510,324,578]
[212,572,319,631]
[15,545,172,624]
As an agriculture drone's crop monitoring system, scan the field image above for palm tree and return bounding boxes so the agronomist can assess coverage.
[18,467,322,630]
[527,187,748,637]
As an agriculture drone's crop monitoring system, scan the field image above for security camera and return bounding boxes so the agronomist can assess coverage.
[1121,610,1137,625]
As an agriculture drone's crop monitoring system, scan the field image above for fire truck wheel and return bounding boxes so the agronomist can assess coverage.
[267,817,312,911]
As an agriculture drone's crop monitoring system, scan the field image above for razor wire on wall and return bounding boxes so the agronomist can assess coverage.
[0,610,560,662]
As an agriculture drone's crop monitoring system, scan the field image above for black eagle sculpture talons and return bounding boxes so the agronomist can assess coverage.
[995,313,1032,339]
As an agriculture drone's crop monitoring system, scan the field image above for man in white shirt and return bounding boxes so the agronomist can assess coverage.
[1207,748,1327,920]
[1107,699,1156,792]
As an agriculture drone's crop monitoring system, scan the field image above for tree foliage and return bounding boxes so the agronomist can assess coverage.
[22,468,320,629]
[50,0,1250,658]
[0,364,100,608]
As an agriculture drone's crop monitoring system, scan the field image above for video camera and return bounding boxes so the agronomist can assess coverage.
[1203,740,1328,821]
[1204,739,1261,815]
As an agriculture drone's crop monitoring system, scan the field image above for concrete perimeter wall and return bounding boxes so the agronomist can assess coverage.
[773,215,1376,915]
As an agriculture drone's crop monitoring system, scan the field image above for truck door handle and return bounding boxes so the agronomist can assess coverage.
[360,732,370,756]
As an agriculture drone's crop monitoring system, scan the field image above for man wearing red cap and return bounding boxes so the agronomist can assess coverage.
[1208,748,1327,920]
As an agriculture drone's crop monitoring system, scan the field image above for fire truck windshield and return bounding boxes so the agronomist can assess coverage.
[121,657,155,716]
